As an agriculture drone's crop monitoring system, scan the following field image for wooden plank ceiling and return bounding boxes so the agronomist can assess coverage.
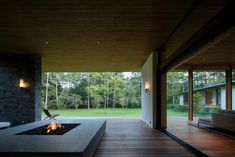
[0,0,229,72]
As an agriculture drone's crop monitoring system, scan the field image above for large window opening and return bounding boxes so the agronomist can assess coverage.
[41,72,141,118]
[192,71,226,123]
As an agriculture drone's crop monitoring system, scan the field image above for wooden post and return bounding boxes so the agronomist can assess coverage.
[153,52,167,129]
[215,88,219,106]
[155,71,167,129]
[160,73,167,129]
[226,66,232,111]
[188,67,193,121]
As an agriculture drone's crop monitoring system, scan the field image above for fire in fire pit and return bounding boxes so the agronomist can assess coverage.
[47,122,62,133]
[16,122,80,135]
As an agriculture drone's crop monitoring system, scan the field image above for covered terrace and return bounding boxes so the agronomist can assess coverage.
[0,0,235,157]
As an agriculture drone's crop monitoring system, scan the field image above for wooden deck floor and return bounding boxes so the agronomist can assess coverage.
[95,119,195,157]
[167,118,235,157]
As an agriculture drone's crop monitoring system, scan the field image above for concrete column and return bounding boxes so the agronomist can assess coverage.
[0,54,41,126]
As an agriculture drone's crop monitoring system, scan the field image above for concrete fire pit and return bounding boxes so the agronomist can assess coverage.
[0,119,106,157]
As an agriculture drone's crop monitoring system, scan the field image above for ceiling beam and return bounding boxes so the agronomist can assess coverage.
[157,0,200,53]
[159,0,235,73]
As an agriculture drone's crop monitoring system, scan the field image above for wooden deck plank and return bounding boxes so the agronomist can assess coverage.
[95,119,195,157]
[168,118,235,157]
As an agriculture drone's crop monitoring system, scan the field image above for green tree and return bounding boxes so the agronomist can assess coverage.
[41,72,141,110]
[167,72,187,106]
[193,92,203,115]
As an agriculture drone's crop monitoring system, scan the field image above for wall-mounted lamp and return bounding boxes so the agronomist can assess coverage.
[145,81,150,93]
[19,79,29,89]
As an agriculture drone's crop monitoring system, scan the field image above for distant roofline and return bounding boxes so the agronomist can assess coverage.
[180,80,235,94]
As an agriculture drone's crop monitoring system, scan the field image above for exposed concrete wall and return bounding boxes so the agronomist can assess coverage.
[0,54,41,126]
[141,53,154,127]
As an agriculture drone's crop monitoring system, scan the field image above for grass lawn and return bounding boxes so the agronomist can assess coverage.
[42,108,141,118]
[167,109,188,117]
[42,108,208,118]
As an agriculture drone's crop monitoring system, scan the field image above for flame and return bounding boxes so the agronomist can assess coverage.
[47,122,62,133]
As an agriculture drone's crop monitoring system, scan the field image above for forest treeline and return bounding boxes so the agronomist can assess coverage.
[41,72,141,110]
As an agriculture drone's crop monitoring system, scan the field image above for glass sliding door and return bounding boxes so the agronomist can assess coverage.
[167,72,188,126]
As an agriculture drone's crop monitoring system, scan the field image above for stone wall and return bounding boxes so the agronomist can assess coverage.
[0,54,41,126]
